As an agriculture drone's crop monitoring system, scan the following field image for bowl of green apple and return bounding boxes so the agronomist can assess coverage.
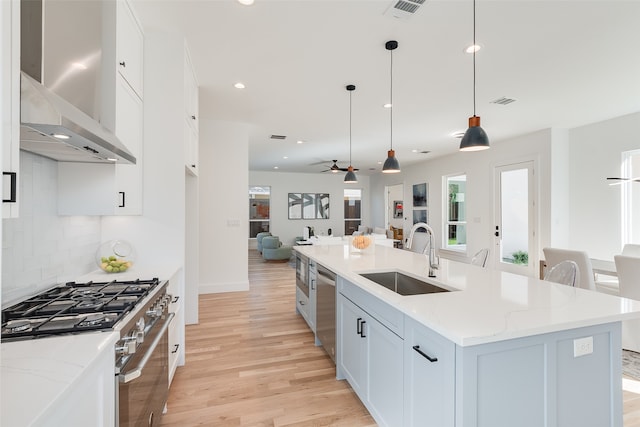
[96,240,136,273]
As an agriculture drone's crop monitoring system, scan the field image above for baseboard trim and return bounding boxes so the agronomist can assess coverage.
[199,281,249,294]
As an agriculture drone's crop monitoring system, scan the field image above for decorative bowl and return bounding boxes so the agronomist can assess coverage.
[96,240,136,273]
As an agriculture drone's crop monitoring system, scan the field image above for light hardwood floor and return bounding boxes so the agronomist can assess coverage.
[161,250,640,427]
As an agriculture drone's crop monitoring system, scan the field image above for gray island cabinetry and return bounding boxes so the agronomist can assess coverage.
[293,244,637,427]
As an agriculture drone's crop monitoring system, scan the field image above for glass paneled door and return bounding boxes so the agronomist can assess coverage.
[494,161,537,276]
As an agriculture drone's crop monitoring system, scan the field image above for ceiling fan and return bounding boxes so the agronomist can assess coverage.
[607,177,640,185]
[321,160,359,173]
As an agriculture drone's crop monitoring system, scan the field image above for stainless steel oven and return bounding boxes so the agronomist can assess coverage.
[296,253,309,297]
[115,282,173,427]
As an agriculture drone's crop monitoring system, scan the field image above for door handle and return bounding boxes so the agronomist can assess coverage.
[495,231,500,237]
[119,191,125,208]
[3,172,17,203]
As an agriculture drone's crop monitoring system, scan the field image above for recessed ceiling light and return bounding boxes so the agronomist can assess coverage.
[283,156,288,159]
[296,140,304,144]
[234,82,245,89]
[411,149,418,153]
[273,166,279,169]
[51,133,70,140]
[383,103,392,109]
[465,44,481,53]
[237,0,254,5]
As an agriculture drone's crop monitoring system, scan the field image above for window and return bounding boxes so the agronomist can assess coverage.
[249,186,270,238]
[344,189,362,235]
[445,174,466,251]
[622,149,640,245]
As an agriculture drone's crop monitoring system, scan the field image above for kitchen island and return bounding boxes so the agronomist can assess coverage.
[294,244,640,427]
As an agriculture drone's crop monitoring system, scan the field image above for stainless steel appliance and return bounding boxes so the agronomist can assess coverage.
[1,277,172,427]
[316,264,336,363]
[295,253,309,297]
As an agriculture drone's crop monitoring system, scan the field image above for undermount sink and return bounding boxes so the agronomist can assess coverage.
[359,271,453,296]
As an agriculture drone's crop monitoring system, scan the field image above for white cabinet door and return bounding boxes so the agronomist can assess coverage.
[338,295,367,396]
[404,316,455,427]
[114,75,143,215]
[116,0,144,98]
[183,49,198,175]
[366,315,404,427]
[2,0,20,218]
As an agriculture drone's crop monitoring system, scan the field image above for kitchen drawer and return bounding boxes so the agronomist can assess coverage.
[338,276,404,338]
[296,286,311,328]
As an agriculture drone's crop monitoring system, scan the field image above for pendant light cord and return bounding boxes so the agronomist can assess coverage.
[390,47,394,150]
[473,0,477,117]
[349,90,352,165]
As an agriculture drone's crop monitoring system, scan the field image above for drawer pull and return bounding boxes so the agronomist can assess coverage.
[413,345,438,363]
[172,296,180,303]
[3,172,17,203]
[119,61,126,67]
[299,300,305,305]
[172,344,180,354]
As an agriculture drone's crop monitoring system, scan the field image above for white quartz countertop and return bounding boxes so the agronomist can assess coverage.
[1,331,118,426]
[295,244,640,346]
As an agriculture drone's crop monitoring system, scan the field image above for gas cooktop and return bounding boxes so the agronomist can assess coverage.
[1,278,161,341]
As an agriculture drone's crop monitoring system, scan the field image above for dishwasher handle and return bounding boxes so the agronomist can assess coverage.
[119,312,175,383]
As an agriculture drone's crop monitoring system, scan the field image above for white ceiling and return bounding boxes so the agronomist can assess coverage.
[133,0,640,176]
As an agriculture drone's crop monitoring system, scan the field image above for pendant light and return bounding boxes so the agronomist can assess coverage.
[344,84,358,183]
[459,0,490,151]
[382,40,401,173]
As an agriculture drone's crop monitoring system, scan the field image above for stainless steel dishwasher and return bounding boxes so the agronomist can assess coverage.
[316,263,337,363]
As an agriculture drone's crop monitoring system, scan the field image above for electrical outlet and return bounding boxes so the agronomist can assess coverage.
[573,336,594,357]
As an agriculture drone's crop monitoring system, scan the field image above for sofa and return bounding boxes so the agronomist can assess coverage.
[261,236,293,261]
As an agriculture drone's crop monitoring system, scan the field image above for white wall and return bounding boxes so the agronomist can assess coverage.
[2,152,102,306]
[568,112,640,259]
[370,129,552,268]
[249,170,371,246]
[199,120,249,294]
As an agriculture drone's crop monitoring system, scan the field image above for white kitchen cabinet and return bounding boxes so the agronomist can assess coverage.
[338,292,404,427]
[58,0,144,216]
[167,270,185,385]
[114,74,143,215]
[404,316,455,427]
[183,48,199,175]
[1,0,20,219]
[116,0,144,99]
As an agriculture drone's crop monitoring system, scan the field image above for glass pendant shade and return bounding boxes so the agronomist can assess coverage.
[382,149,401,173]
[460,115,490,151]
[344,166,358,183]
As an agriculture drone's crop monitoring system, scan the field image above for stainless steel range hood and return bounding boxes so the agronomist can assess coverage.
[20,72,136,164]
[19,0,136,165]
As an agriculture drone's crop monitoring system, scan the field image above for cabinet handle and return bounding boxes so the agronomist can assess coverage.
[3,172,17,203]
[356,317,362,335]
[119,61,126,67]
[191,115,196,120]
[191,164,196,168]
[172,296,180,303]
[172,344,179,354]
[412,345,438,363]
[299,300,305,306]
[360,320,366,338]
[118,191,125,208]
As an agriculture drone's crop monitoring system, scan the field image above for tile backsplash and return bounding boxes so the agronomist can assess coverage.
[2,152,101,307]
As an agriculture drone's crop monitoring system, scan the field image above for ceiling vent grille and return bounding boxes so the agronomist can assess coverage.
[385,0,427,19]
[270,134,287,140]
[491,97,516,105]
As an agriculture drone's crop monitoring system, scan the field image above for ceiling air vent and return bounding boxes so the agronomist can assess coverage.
[385,0,427,19]
[270,134,287,140]
[491,97,516,105]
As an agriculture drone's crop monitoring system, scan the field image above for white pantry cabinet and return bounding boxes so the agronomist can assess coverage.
[183,48,199,176]
[58,0,144,216]
[337,289,404,427]
[1,0,20,219]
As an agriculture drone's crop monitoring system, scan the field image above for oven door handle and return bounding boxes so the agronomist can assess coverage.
[119,312,175,383]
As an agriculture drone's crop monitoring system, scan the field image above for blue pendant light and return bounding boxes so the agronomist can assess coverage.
[460,0,490,151]
[344,84,358,183]
[382,40,401,173]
